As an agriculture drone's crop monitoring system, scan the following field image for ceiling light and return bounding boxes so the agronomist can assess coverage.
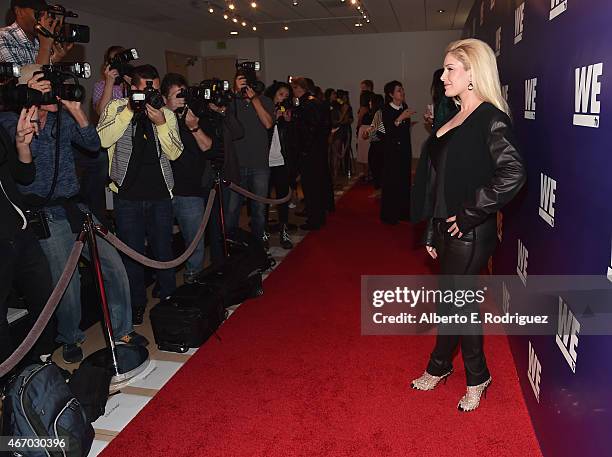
[357,6,361,10]
[241,21,247,26]
[233,17,238,22]
[228,3,235,10]
[251,1,257,7]
[350,0,356,4]
[223,13,228,19]
[230,31,238,35]
[252,25,257,31]
[284,25,289,31]
[208,7,214,13]
[438,9,445,13]
[366,19,370,23]
[293,0,299,5]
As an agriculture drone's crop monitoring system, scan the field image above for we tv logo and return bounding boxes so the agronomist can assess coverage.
[524,78,537,120]
[514,2,524,44]
[550,0,567,21]
[517,239,528,286]
[574,63,603,128]
[528,341,542,403]
[555,297,580,373]
[539,173,556,227]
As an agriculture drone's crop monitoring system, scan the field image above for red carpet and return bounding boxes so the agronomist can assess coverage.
[101,183,542,457]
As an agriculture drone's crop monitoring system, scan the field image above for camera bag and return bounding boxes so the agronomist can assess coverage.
[195,228,272,308]
[1,362,94,457]
[150,284,227,353]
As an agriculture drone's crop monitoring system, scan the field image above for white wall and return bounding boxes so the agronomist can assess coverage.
[262,30,461,156]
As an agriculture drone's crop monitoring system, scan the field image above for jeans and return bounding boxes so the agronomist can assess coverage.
[39,207,132,345]
[114,198,176,309]
[0,228,55,363]
[172,195,205,279]
[74,149,110,227]
[226,167,270,241]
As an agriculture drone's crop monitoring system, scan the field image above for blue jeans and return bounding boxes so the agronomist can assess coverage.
[226,167,270,241]
[172,195,205,278]
[39,207,132,345]
[114,198,176,308]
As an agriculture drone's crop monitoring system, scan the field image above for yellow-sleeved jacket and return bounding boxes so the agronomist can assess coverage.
[97,98,183,194]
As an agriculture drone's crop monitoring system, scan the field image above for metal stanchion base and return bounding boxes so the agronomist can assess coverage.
[80,345,150,390]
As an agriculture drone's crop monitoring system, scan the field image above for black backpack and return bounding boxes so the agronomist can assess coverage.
[2,363,94,457]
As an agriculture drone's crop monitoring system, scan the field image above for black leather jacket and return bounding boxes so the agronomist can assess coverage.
[411,102,526,246]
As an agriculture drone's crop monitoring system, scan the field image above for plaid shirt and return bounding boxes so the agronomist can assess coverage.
[0,22,39,66]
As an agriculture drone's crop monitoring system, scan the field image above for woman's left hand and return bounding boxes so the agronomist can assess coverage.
[446,215,463,238]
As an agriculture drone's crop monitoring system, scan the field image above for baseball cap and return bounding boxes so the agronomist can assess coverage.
[11,0,48,11]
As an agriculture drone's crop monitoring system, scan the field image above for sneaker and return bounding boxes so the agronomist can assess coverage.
[115,331,149,347]
[262,231,270,250]
[280,225,293,250]
[62,343,83,364]
[132,307,145,326]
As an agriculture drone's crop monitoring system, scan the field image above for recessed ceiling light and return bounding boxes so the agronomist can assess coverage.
[438,9,445,13]
[208,7,213,13]
[251,1,257,7]
[252,25,257,31]
[230,31,238,35]
[284,25,289,31]
[350,0,356,4]
[292,0,299,5]
[241,21,247,26]
[228,3,235,10]
[366,19,370,23]
[223,13,228,19]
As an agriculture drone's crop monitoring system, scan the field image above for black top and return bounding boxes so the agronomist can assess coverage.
[382,103,412,152]
[411,102,526,243]
[118,118,169,201]
[171,119,209,197]
[429,128,456,218]
[0,125,34,240]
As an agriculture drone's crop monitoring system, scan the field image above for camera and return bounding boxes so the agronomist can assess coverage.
[176,79,233,117]
[276,98,293,112]
[35,4,90,43]
[0,63,20,80]
[236,61,265,94]
[109,48,139,85]
[129,80,164,113]
[34,63,90,104]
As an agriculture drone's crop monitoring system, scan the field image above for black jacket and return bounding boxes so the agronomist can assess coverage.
[0,124,34,240]
[292,93,326,158]
[411,102,526,245]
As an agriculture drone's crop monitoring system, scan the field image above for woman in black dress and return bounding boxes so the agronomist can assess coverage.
[410,38,526,411]
[380,81,415,224]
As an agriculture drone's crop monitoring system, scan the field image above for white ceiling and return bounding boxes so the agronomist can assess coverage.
[59,0,474,41]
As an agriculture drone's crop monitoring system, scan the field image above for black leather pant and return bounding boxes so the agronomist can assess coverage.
[426,215,497,386]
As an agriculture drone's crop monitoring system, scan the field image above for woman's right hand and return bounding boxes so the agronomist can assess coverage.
[104,65,120,84]
[426,245,437,259]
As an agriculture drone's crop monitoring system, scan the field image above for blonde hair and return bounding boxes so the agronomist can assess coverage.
[445,38,510,116]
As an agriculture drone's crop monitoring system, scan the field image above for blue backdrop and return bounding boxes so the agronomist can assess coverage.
[462,1,612,456]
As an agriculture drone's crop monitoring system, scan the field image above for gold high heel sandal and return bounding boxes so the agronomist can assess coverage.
[411,369,453,391]
[457,377,492,412]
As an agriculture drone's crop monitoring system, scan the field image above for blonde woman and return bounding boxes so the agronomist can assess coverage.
[410,39,526,411]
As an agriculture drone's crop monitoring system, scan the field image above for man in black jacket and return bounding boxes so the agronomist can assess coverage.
[0,106,55,366]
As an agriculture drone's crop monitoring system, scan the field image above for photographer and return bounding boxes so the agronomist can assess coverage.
[0,0,72,66]
[161,73,213,283]
[0,105,55,367]
[226,71,274,247]
[93,46,132,116]
[291,77,329,230]
[97,64,183,325]
[263,81,296,250]
[0,67,147,364]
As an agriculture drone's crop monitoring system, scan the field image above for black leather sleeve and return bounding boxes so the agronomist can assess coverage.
[423,218,435,246]
[456,113,526,233]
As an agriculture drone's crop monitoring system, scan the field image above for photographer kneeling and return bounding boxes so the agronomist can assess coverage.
[0,66,148,364]
[97,65,182,325]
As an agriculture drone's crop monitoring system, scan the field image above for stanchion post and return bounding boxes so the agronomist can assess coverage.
[83,213,120,377]
[215,172,229,258]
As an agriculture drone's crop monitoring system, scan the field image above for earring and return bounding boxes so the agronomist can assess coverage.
[468,82,474,91]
